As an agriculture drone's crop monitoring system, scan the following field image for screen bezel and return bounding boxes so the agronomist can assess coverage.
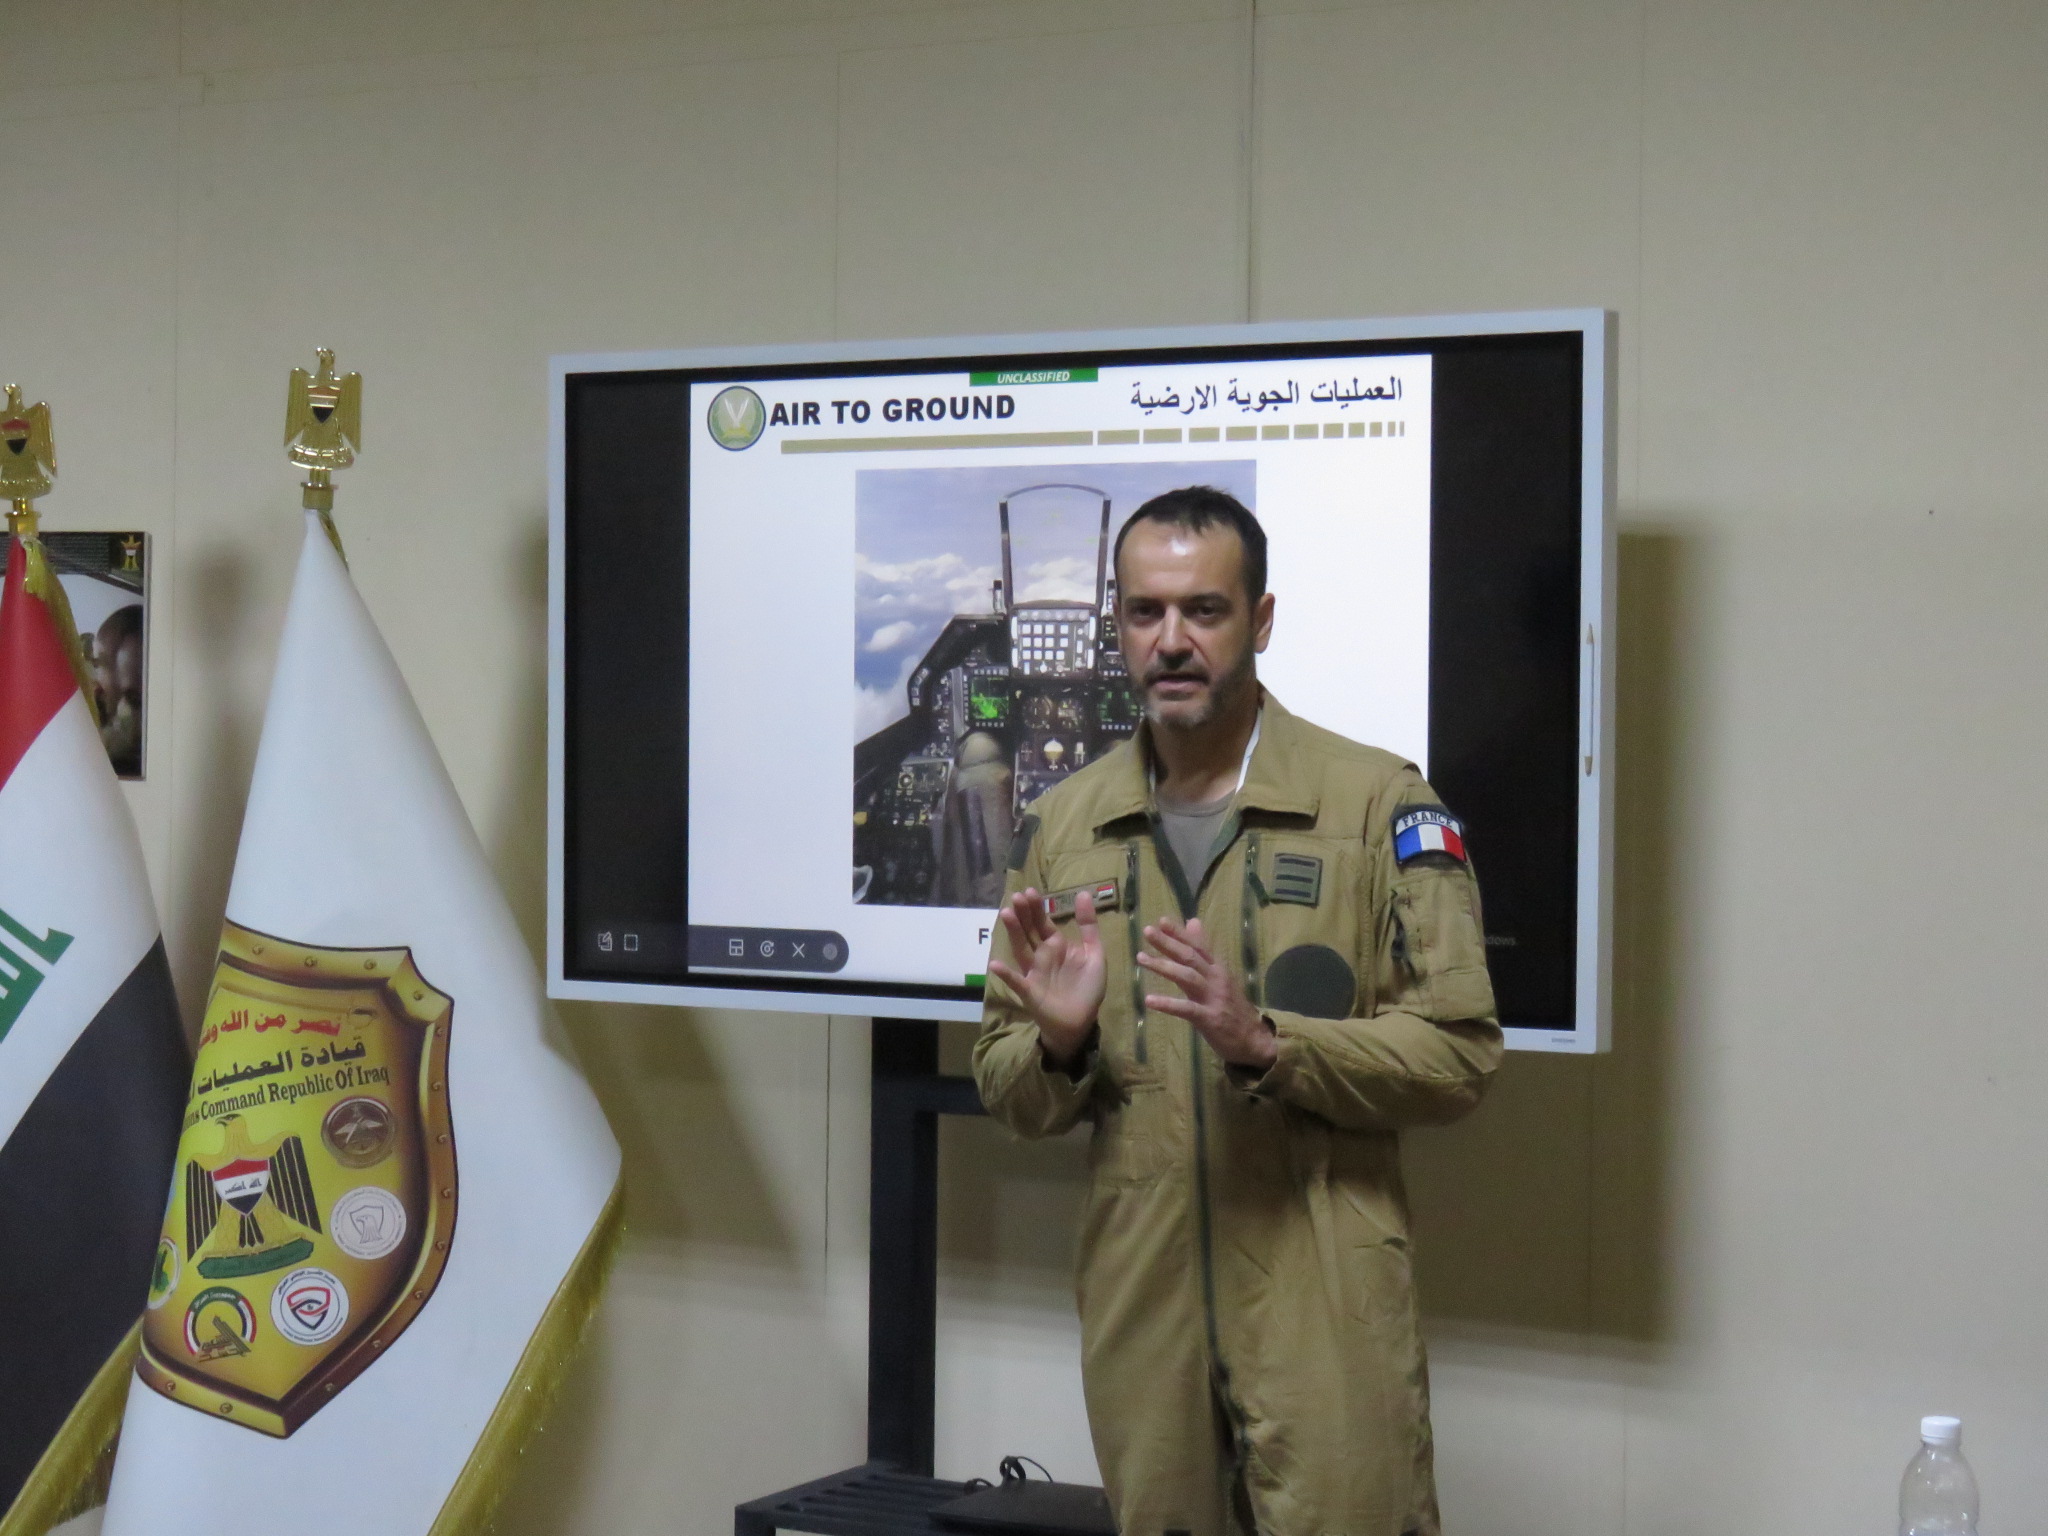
[546,311,1615,1053]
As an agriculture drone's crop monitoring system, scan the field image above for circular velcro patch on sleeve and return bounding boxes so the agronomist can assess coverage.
[1263,943,1357,1020]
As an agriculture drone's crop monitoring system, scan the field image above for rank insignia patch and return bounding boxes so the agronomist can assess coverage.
[1045,879,1121,921]
[137,922,457,1438]
[1392,805,1468,866]
[1269,852,1323,906]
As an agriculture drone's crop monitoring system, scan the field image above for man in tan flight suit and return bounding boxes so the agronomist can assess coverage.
[974,487,1501,1536]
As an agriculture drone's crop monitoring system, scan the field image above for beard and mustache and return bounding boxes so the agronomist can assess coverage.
[1141,638,1258,732]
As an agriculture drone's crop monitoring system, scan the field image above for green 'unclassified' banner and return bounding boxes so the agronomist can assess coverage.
[968,367,1098,386]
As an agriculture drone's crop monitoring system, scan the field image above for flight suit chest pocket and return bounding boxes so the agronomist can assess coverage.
[1251,836,1365,1021]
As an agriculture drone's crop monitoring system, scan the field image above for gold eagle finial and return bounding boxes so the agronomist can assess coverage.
[1,383,57,523]
[284,348,361,556]
[284,347,361,516]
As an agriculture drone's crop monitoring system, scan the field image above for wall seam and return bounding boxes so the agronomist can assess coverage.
[165,0,192,1028]
[832,50,845,340]
[822,1016,835,1325]
[1617,2,1651,1532]
[1241,0,1260,323]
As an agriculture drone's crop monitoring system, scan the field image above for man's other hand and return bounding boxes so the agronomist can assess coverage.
[987,888,1106,1067]
[1137,916,1277,1072]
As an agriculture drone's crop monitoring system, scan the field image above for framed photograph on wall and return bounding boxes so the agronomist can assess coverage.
[0,529,150,779]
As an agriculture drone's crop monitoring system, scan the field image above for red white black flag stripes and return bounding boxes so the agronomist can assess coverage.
[0,536,188,1536]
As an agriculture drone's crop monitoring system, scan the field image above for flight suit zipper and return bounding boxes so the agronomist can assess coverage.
[1242,829,1264,1008]
[1188,974,1233,1438]
[1188,829,1256,1478]
[1124,840,1147,1064]
[1138,767,1264,1467]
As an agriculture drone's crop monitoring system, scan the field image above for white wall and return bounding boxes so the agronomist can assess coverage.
[8,1,2045,1533]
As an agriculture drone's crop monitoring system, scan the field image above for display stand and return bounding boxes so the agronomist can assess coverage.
[733,1020,1095,1535]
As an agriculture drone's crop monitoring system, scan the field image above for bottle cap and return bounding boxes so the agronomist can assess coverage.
[1920,1416,1962,1446]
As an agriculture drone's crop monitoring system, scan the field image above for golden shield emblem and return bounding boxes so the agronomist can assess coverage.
[138,923,457,1436]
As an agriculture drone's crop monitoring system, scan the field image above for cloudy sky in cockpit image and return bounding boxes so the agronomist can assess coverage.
[852,459,1256,739]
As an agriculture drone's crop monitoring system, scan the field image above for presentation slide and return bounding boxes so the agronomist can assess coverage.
[683,353,1434,993]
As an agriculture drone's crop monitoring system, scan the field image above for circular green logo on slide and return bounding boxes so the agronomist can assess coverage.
[707,385,767,451]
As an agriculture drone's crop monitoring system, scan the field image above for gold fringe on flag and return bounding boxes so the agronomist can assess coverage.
[7,514,100,728]
[0,1321,139,1536]
[426,1176,626,1536]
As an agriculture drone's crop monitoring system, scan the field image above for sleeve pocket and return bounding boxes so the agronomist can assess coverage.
[1390,868,1494,1022]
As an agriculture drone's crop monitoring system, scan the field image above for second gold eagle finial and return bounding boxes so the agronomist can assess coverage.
[284,347,362,515]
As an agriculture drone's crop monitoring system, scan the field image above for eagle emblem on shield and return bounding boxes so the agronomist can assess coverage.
[138,923,457,1436]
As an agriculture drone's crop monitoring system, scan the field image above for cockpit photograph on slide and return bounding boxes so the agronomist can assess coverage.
[852,462,1258,912]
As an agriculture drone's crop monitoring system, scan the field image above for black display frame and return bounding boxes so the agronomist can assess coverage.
[549,313,1615,1052]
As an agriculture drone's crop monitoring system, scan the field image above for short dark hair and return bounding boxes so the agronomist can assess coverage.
[1113,486,1267,603]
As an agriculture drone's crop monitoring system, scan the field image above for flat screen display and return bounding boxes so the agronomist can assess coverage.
[549,314,1614,1051]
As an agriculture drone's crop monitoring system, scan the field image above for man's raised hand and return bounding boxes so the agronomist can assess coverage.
[1137,916,1277,1072]
[986,888,1106,1066]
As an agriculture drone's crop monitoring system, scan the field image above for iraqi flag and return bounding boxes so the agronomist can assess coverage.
[0,534,188,1535]
[101,513,621,1536]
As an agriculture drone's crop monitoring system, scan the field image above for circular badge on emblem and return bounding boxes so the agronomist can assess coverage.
[322,1095,395,1168]
[330,1185,409,1261]
[706,385,766,451]
[184,1286,257,1360]
[271,1267,350,1346]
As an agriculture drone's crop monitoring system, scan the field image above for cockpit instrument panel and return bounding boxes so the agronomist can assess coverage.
[853,485,1139,908]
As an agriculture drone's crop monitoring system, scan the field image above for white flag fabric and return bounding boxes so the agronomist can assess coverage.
[0,533,187,1536]
[102,513,621,1536]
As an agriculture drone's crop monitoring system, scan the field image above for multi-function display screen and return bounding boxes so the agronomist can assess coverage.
[552,316,1612,1050]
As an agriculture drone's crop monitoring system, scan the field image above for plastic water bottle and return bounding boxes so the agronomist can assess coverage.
[1899,1416,1979,1536]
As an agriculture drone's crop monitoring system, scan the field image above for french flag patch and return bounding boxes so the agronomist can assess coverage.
[1392,805,1467,866]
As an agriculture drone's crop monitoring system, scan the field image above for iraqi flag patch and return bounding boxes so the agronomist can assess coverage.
[1392,805,1467,867]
